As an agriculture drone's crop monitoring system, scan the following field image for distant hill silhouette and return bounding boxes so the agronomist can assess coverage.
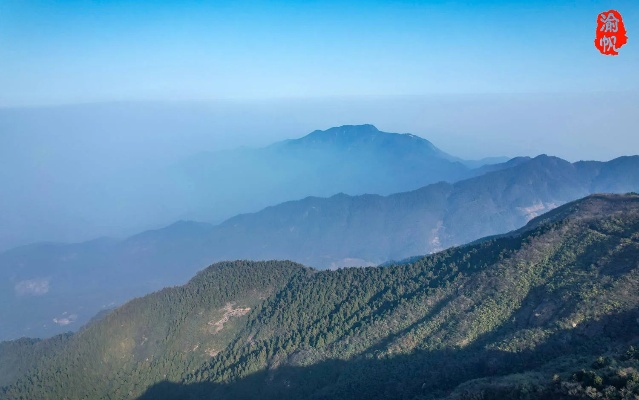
[170,124,499,222]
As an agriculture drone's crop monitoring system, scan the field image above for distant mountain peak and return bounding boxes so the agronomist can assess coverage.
[288,124,450,158]
[520,154,573,169]
[315,124,380,133]
[301,124,384,142]
[532,154,564,161]
[329,125,426,142]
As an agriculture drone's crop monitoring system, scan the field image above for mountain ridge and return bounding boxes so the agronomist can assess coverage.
[280,124,455,159]
[1,155,638,340]
[170,124,501,223]
[3,193,639,399]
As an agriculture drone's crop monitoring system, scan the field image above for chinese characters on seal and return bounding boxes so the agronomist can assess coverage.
[595,10,627,56]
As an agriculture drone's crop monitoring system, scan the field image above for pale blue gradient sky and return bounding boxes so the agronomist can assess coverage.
[1,0,637,106]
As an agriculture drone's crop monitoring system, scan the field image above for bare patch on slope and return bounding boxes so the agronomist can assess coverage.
[207,303,251,334]
[518,202,559,221]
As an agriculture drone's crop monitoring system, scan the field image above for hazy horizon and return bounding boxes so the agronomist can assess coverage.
[1,92,637,162]
[1,0,638,250]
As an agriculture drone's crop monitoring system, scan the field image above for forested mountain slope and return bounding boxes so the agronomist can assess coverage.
[1,260,307,398]
[3,193,639,399]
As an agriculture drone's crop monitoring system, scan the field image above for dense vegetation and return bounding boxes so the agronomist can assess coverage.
[1,260,307,399]
[0,334,71,388]
[2,194,639,399]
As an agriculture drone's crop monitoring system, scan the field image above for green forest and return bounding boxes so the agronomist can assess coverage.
[2,194,639,400]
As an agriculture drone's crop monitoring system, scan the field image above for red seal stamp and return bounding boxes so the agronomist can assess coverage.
[595,10,627,56]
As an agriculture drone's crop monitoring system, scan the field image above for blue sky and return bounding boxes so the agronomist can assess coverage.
[1,0,637,106]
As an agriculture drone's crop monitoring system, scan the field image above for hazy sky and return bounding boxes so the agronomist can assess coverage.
[1,0,638,106]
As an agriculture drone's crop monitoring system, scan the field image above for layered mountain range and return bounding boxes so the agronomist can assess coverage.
[1,126,638,340]
[2,194,639,399]
[0,124,502,252]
